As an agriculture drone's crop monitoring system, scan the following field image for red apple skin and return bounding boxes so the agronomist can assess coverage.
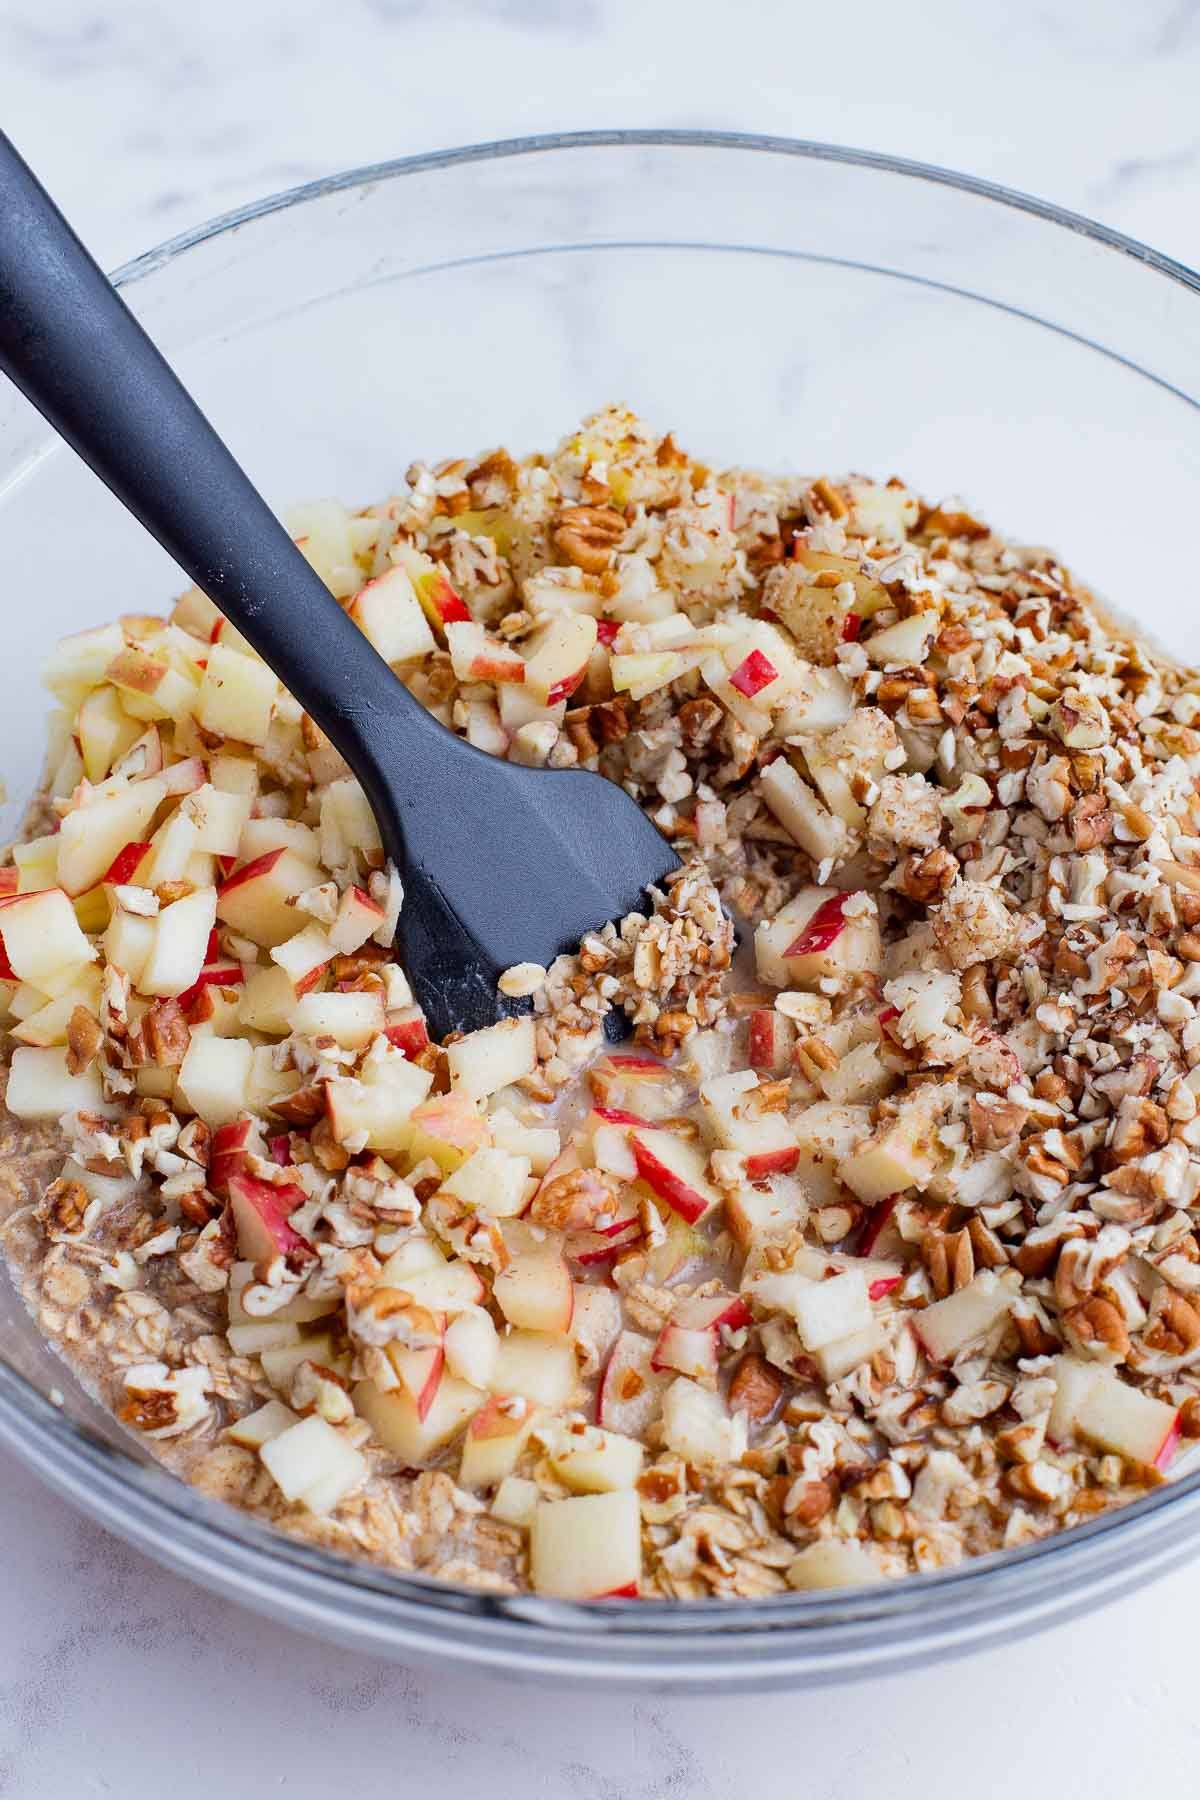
[598,1582,640,1599]
[208,1119,253,1195]
[727,648,778,699]
[0,868,18,897]
[856,1196,897,1256]
[0,941,13,981]
[467,1395,527,1443]
[292,960,329,998]
[742,1146,801,1180]
[650,1322,718,1380]
[784,892,850,958]
[469,653,525,684]
[546,668,586,706]
[605,1055,666,1074]
[103,840,152,885]
[630,1137,709,1226]
[567,1220,643,1266]
[596,620,620,646]
[268,1133,293,1166]
[217,847,285,897]
[673,1293,752,1333]
[347,884,384,922]
[591,1104,650,1127]
[1155,1418,1182,1471]
[177,962,244,1015]
[869,1276,902,1302]
[228,1172,312,1261]
[746,1010,779,1071]
[431,575,470,625]
[384,1017,431,1059]
[841,612,862,642]
[407,1344,446,1422]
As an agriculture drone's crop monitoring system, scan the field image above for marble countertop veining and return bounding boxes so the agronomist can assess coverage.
[4,1,1200,1793]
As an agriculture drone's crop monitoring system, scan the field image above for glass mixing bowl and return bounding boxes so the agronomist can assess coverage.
[2,131,1200,1691]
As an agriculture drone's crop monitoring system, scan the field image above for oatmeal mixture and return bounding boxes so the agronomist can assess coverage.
[3,405,1200,1600]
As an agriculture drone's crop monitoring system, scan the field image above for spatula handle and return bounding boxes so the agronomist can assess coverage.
[0,130,432,797]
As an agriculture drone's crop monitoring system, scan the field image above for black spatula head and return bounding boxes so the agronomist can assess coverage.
[370,730,683,1037]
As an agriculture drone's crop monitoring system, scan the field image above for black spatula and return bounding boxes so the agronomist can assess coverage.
[0,133,680,1039]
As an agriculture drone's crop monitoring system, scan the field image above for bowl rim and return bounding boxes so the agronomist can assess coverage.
[111,126,1200,298]
[5,127,1200,1680]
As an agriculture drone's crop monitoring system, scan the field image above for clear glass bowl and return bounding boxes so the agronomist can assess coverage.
[3,130,1200,1690]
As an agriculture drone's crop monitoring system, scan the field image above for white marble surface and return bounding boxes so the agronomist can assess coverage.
[4,0,1200,1792]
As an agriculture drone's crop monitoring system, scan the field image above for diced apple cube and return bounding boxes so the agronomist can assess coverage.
[6,1045,112,1119]
[491,1475,539,1529]
[440,1145,532,1219]
[813,1320,887,1382]
[447,1015,536,1099]
[524,613,597,706]
[225,1399,299,1449]
[458,1393,540,1489]
[381,1259,485,1315]
[43,620,126,698]
[177,1033,253,1128]
[196,643,279,746]
[181,784,253,856]
[140,887,217,998]
[349,565,437,664]
[0,889,96,988]
[1047,1355,1103,1446]
[660,1377,746,1468]
[787,1540,884,1589]
[270,925,332,993]
[549,1424,644,1493]
[759,1269,872,1350]
[629,1128,720,1224]
[494,1246,574,1334]
[491,1330,578,1408]
[56,777,167,896]
[788,1101,872,1206]
[259,1414,365,1514]
[289,499,360,598]
[1074,1373,1180,1467]
[529,1490,641,1598]
[756,887,882,991]
[327,885,385,955]
[236,964,296,1035]
[292,989,384,1049]
[227,1171,312,1263]
[864,609,939,667]
[353,1373,483,1465]
[759,758,848,862]
[443,1308,500,1388]
[217,848,327,947]
[597,1331,671,1436]
[570,1286,623,1371]
[445,621,527,684]
[487,1107,560,1176]
[914,1271,1017,1362]
[405,1091,491,1173]
[839,1099,940,1204]
[324,1059,433,1153]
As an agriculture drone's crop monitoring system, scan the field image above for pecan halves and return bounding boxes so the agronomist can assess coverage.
[529,1165,620,1233]
[553,505,625,574]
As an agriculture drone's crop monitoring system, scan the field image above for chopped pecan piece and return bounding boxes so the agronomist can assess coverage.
[729,1353,787,1421]
[65,1005,104,1076]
